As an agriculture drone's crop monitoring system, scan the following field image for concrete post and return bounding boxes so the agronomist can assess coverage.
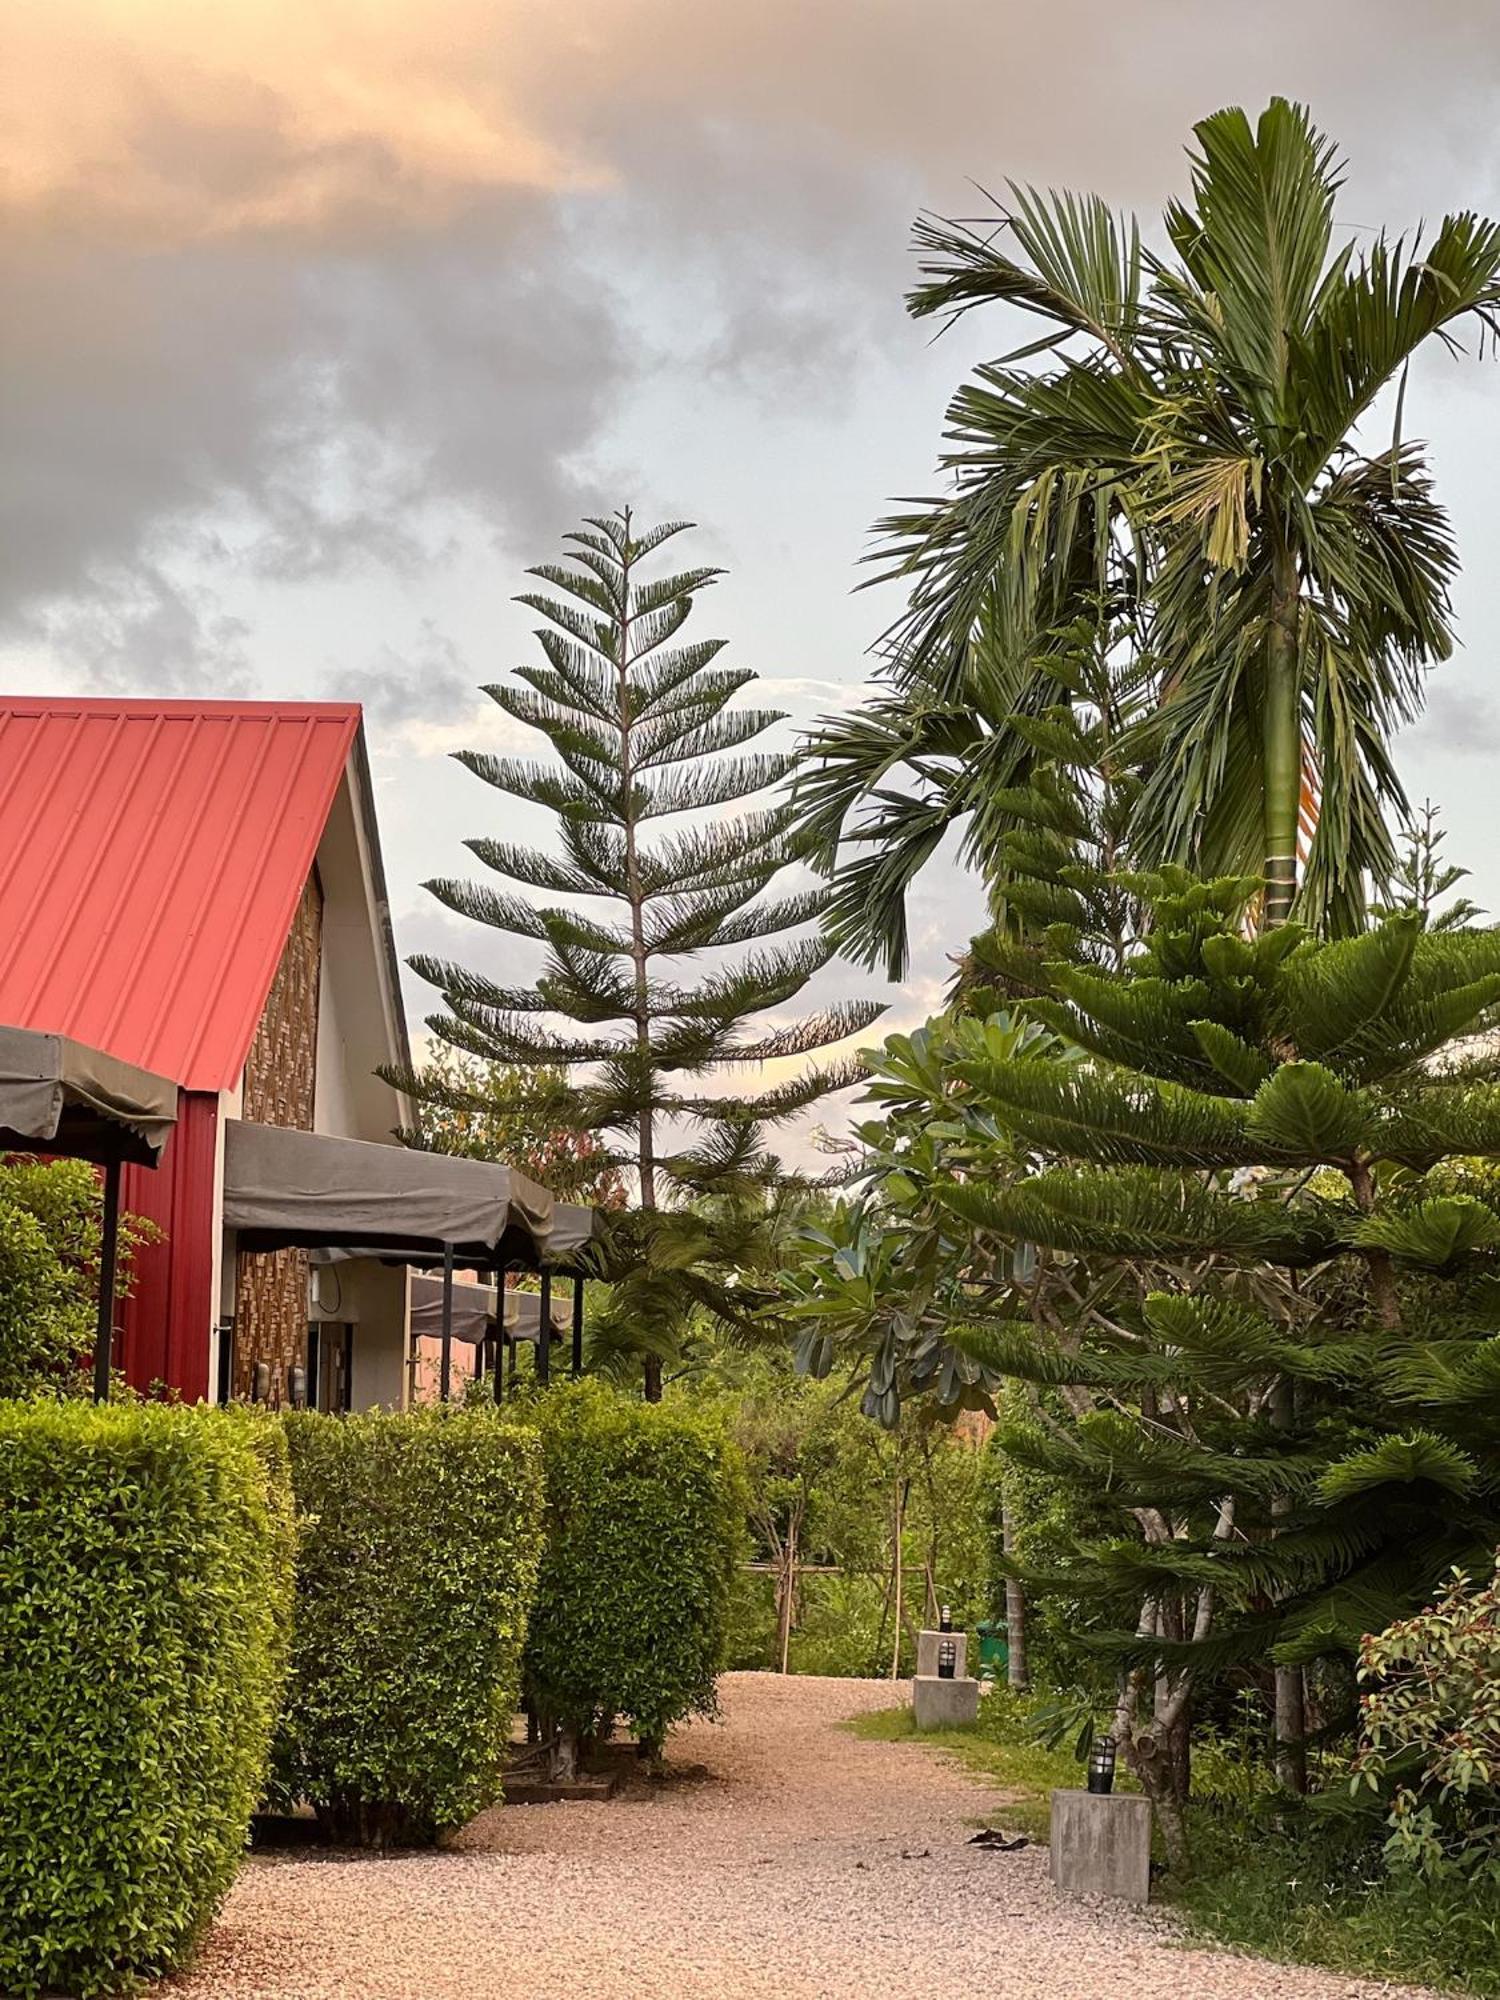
[912,1675,980,1729]
[1049,1789,1152,1904]
[915,1628,969,1679]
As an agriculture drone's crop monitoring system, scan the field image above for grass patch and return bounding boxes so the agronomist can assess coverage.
[845,1687,1091,1841]
[1169,1806,1500,1999]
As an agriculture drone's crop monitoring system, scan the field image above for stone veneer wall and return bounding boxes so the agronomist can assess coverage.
[233,871,322,1401]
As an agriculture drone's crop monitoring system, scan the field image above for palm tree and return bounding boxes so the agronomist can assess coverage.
[798,99,1500,973]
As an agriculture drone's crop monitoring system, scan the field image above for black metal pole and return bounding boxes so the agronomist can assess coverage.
[491,1261,504,1405]
[440,1241,454,1403]
[216,1316,235,1405]
[537,1269,551,1386]
[571,1275,584,1378]
[93,1157,122,1405]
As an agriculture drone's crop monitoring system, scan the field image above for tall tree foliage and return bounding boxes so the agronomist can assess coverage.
[407,510,882,1397]
[784,706,1500,1863]
[397,1049,625,1208]
[797,98,1500,973]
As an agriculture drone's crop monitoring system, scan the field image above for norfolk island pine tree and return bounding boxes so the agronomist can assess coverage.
[399,510,884,1398]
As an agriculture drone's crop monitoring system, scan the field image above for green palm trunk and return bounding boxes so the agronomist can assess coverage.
[1262,537,1303,929]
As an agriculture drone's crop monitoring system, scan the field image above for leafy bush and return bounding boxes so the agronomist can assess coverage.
[524,1380,743,1759]
[978,1404,1115,1698]
[272,1406,544,1845]
[1353,1559,1500,1880]
[0,1401,293,1998]
[0,1159,154,1398]
[1175,1796,1500,1998]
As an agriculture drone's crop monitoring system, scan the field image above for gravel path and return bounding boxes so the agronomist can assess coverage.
[172,1673,1440,2000]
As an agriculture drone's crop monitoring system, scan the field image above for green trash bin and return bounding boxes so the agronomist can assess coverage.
[976,1620,1009,1680]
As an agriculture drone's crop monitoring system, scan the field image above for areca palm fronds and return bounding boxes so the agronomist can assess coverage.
[800,99,1500,970]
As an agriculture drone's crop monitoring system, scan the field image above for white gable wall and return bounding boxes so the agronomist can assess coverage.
[312,759,413,1143]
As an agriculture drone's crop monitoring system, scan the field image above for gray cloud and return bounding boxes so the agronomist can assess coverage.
[1409,682,1500,758]
[8,0,1500,697]
[23,563,255,696]
[329,623,476,724]
[0,193,635,682]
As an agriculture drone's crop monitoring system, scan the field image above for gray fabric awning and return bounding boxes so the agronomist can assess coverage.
[504,1289,570,1343]
[410,1274,497,1345]
[0,1025,177,1167]
[408,1275,570,1346]
[550,1203,596,1262]
[223,1120,594,1267]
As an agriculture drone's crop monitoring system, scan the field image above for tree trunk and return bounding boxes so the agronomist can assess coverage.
[612,511,665,1406]
[1001,1496,1029,1690]
[1269,1374,1308,1795]
[1262,535,1302,928]
[549,1722,581,1785]
[776,1514,799,1675]
[889,1477,905,1681]
[1260,543,1310,1788]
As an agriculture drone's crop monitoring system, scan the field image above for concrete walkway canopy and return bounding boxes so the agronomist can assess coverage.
[0,1026,177,1167]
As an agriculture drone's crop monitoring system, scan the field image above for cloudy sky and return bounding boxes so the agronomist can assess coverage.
[6,0,1500,1148]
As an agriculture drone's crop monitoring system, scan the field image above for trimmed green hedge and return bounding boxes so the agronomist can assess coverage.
[524,1381,744,1758]
[0,1402,294,1999]
[271,1406,544,1846]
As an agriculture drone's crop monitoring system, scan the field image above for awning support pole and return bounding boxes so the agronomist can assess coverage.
[537,1269,552,1386]
[502,1264,516,1408]
[440,1241,455,1404]
[571,1276,584,1379]
[93,1157,122,1405]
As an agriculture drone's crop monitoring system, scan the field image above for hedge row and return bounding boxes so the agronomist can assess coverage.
[0,1383,743,1995]
[269,1406,544,1845]
[524,1380,744,1762]
[0,1402,294,2000]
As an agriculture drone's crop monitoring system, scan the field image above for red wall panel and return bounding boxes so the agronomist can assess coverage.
[119,1090,219,1402]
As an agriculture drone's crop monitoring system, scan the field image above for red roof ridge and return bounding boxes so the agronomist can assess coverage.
[0,696,362,721]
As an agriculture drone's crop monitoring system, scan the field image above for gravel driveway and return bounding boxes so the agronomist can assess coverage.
[171,1672,1440,2000]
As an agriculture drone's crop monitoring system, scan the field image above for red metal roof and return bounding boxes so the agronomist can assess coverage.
[0,699,360,1091]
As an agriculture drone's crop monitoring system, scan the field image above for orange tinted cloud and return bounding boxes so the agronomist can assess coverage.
[1,1,603,240]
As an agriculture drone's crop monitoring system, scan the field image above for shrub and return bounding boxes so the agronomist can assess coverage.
[0,1401,294,1999]
[271,1406,544,1845]
[0,1159,156,1398]
[1353,1558,1500,1881]
[524,1380,743,1764]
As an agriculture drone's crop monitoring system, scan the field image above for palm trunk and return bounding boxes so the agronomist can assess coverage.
[1262,537,1302,928]
[1261,534,1308,1787]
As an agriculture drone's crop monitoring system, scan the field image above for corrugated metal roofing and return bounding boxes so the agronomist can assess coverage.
[0,699,360,1091]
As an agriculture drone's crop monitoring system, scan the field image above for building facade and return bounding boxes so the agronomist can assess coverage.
[0,698,417,1405]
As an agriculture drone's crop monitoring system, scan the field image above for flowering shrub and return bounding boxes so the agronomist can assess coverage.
[1353,1558,1500,1880]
